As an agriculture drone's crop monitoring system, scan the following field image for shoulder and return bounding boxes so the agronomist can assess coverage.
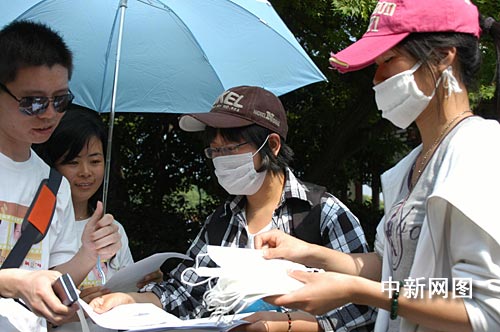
[448,116,500,152]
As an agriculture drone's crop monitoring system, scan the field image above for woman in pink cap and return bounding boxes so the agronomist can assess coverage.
[255,0,500,331]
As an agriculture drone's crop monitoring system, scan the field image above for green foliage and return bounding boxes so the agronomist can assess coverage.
[331,0,377,20]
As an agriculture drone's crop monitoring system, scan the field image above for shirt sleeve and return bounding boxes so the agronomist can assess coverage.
[48,179,78,269]
[110,221,134,269]
[448,205,500,331]
[316,195,377,332]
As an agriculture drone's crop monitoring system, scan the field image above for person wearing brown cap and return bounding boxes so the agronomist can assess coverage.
[89,86,376,331]
[254,1,500,332]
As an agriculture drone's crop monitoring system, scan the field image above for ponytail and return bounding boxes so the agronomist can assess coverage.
[481,16,500,119]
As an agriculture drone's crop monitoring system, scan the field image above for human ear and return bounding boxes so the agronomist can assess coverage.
[268,133,281,156]
[436,47,457,70]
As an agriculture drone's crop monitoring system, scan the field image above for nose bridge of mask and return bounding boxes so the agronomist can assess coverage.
[213,134,270,169]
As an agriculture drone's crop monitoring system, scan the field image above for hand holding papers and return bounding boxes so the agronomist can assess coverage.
[181,246,323,317]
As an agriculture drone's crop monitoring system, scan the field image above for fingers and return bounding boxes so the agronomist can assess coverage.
[287,270,313,283]
[254,229,281,249]
[82,201,122,260]
[87,201,104,227]
[89,292,134,314]
[91,220,121,259]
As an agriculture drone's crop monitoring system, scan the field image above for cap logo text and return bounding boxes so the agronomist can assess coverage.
[214,91,244,112]
[367,2,397,33]
[253,109,280,128]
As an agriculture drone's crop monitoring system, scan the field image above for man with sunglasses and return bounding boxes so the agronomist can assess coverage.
[0,20,121,332]
[90,86,376,332]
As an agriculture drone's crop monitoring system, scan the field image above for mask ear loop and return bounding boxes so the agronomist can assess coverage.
[180,253,217,287]
[252,134,270,157]
[441,66,463,97]
[203,282,246,321]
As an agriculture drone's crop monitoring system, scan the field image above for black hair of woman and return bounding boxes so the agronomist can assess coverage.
[35,107,108,211]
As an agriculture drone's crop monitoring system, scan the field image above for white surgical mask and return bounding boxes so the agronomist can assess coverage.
[212,135,269,195]
[373,62,462,129]
[180,246,321,319]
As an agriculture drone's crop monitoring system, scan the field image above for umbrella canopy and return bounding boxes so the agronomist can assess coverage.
[3,0,326,115]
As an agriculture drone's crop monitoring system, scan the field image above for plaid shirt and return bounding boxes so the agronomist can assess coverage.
[141,168,376,331]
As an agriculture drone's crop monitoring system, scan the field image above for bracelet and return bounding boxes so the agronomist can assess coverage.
[390,282,404,320]
[285,311,292,332]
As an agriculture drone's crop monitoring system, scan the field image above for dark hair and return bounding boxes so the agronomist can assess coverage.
[0,20,73,83]
[35,107,107,210]
[397,32,481,92]
[205,125,294,175]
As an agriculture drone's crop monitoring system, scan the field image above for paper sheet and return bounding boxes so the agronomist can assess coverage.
[104,252,191,292]
[79,299,250,331]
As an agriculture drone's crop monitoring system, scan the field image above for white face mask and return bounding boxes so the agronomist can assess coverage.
[373,62,431,129]
[212,135,269,196]
[373,62,462,129]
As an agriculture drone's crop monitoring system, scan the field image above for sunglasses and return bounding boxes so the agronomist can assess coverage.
[0,82,74,116]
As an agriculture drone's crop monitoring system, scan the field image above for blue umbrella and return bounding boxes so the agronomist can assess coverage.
[2,0,326,208]
[3,0,326,115]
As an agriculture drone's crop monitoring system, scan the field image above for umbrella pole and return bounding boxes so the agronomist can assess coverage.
[103,0,128,213]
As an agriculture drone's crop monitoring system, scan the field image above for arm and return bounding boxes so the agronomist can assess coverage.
[313,196,377,331]
[268,271,471,332]
[0,269,77,325]
[90,291,161,313]
[232,311,322,332]
[256,229,382,280]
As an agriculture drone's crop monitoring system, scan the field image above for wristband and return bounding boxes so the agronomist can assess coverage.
[285,311,292,332]
[390,281,404,320]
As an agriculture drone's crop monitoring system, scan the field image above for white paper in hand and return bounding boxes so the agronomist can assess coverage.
[104,252,190,292]
[181,246,321,317]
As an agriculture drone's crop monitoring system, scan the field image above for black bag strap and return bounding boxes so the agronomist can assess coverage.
[288,181,326,245]
[206,202,232,246]
[1,168,62,269]
[206,181,327,246]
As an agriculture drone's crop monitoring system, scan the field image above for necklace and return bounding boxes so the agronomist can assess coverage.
[412,110,472,185]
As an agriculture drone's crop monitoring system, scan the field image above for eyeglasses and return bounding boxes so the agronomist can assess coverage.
[204,142,248,159]
[0,82,74,116]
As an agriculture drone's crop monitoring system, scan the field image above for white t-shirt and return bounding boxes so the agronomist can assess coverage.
[0,150,78,332]
[55,217,134,332]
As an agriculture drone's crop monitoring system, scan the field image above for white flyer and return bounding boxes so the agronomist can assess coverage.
[104,252,191,292]
[79,299,250,331]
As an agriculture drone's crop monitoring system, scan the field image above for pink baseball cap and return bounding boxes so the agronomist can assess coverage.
[329,0,481,73]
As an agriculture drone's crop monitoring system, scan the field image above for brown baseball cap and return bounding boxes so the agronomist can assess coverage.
[179,86,288,139]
